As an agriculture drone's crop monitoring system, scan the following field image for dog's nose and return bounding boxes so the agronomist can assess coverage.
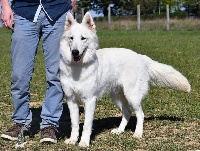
[72,49,79,56]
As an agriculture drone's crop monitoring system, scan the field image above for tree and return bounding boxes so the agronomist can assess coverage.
[77,0,199,17]
[88,0,158,16]
[183,0,200,16]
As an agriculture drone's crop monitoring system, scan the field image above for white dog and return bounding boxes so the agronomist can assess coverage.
[59,12,191,147]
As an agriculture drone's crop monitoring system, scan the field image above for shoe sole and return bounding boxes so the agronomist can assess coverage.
[1,134,18,141]
[40,138,57,143]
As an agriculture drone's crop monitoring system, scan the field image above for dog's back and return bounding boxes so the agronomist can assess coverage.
[95,48,150,97]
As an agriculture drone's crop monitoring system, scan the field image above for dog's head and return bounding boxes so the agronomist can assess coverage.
[60,12,98,64]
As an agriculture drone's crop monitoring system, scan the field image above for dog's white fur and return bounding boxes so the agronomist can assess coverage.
[60,12,191,147]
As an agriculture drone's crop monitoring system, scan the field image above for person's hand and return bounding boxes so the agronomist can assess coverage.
[1,3,14,30]
[71,0,77,12]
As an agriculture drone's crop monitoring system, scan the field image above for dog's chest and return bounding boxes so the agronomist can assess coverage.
[62,64,98,98]
[69,76,98,100]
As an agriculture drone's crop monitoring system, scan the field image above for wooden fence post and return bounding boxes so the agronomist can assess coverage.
[108,5,111,24]
[166,5,170,30]
[81,8,84,19]
[158,1,161,15]
[137,5,140,31]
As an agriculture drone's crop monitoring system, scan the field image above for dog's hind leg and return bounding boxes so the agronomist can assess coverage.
[64,99,80,145]
[79,97,96,148]
[123,75,149,138]
[110,92,132,134]
[125,91,144,138]
[132,104,144,138]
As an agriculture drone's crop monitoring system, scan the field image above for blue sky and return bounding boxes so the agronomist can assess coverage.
[89,9,104,17]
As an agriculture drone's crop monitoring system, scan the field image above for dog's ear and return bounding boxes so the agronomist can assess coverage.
[82,12,96,31]
[65,12,76,30]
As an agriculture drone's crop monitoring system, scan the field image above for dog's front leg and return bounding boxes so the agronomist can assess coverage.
[64,99,80,145]
[79,97,96,148]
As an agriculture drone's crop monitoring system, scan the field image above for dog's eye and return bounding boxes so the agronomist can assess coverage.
[69,37,74,41]
[81,36,87,41]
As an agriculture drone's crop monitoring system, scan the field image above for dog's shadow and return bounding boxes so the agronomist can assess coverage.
[91,115,184,141]
[30,103,184,140]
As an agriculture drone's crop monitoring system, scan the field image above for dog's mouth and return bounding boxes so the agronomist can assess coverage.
[72,50,86,62]
[73,55,81,62]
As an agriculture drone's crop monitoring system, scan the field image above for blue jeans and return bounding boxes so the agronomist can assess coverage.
[11,11,65,129]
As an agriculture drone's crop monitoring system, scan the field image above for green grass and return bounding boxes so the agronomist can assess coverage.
[0,28,200,150]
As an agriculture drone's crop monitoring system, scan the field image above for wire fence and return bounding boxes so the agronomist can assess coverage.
[74,2,200,31]
[75,5,171,30]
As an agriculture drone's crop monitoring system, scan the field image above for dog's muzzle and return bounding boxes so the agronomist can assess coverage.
[72,49,85,62]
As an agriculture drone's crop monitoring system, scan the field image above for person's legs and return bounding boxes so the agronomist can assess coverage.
[38,11,66,143]
[40,11,66,129]
[11,14,41,125]
[1,14,41,140]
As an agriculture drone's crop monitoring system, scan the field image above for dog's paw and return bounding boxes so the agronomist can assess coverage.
[111,128,124,134]
[133,132,142,138]
[64,138,77,145]
[78,141,90,148]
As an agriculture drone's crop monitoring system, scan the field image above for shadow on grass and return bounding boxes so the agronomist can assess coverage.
[91,115,184,140]
[29,103,76,139]
[30,103,184,141]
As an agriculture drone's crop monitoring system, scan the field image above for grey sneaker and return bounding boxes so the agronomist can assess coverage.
[40,126,57,143]
[1,124,29,141]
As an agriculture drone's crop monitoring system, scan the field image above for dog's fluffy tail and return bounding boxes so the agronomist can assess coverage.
[141,55,191,92]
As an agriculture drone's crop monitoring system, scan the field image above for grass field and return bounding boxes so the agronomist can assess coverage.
[95,19,200,31]
[0,28,199,150]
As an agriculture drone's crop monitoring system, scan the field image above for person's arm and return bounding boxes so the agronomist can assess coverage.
[71,0,77,13]
[1,0,14,30]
